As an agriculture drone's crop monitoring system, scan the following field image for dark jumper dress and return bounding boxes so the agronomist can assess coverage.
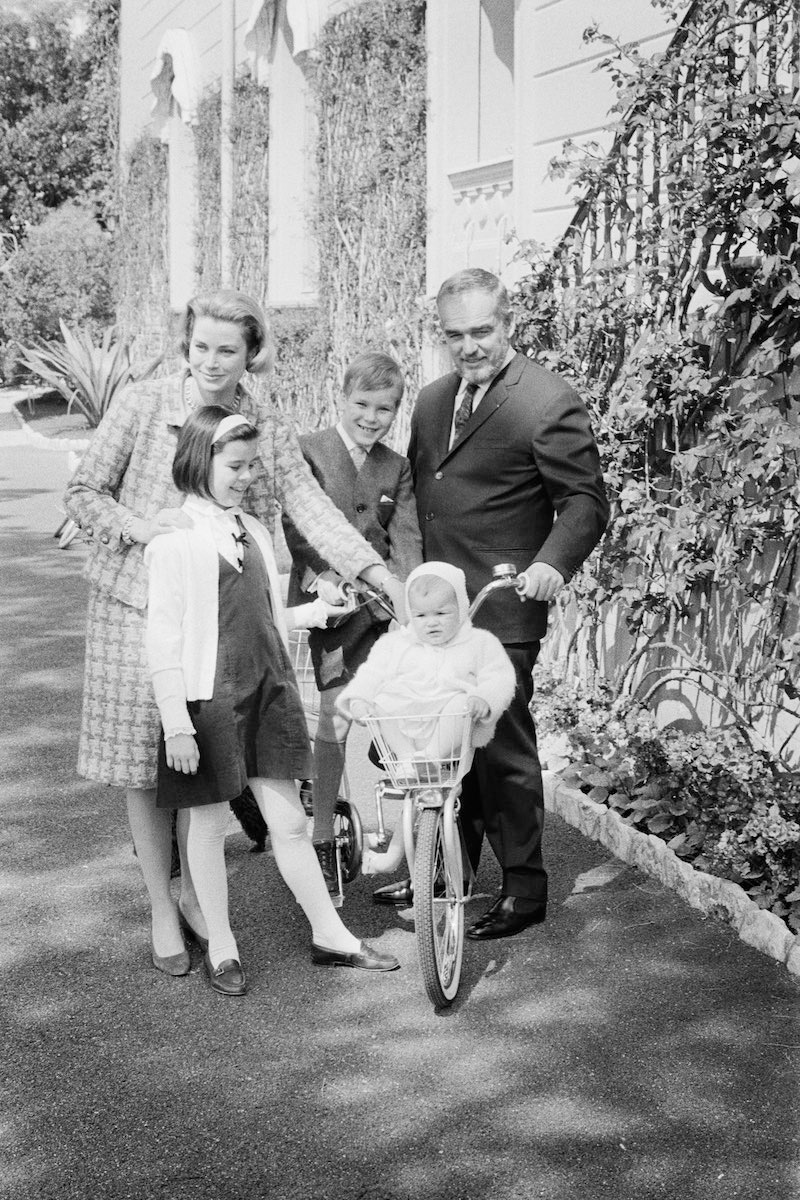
[156,534,312,810]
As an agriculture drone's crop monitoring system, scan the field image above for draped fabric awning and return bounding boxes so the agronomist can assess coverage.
[150,29,201,126]
[245,0,329,80]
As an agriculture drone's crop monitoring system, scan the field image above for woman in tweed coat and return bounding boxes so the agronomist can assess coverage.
[64,290,405,975]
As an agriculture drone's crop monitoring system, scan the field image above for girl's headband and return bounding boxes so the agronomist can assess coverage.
[211,414,255,444]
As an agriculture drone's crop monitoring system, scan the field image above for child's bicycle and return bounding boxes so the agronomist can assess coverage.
[289,579,397,902]
[363,563,527,1009]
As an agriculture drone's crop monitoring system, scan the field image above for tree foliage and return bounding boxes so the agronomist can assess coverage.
[0,0,119,238]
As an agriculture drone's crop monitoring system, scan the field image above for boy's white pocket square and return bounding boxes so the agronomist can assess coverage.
[379,494,395,504]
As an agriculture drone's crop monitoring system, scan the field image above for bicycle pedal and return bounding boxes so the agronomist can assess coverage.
[378,784,405,801]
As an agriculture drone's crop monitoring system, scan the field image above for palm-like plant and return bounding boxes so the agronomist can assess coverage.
[17,322,161,428]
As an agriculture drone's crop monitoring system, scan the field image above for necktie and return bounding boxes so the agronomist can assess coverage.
[453,383,478,441]
[351,445,367,470]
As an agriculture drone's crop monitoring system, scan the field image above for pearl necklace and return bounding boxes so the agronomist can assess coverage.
[183,375,241,413]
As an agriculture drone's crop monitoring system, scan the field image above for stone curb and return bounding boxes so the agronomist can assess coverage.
[10,398,91,454]
[544,771,800,976]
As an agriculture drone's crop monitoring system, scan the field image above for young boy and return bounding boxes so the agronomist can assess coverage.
[282,351,423,904]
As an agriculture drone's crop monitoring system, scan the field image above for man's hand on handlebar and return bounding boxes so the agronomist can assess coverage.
[518,562,565,602]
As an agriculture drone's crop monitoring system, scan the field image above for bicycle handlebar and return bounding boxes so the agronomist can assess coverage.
[338,562,527,625]
[467,563,527,619]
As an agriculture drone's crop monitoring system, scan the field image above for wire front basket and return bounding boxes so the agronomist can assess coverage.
[362,711,475,790]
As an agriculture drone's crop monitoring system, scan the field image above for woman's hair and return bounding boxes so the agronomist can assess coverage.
[172,406,259,499]
[178,289,274,375]
[343,351,404,400]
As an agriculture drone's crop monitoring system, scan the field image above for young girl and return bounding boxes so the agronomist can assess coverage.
[337,562,516,885]
[144,407,400,995]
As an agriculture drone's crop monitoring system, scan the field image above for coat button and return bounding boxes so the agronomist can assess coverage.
[425,512,434,522]
[434,471,443,480]
[100,534,109,544]
[356,503,365,513]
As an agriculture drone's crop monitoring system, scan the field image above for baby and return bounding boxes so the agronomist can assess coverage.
[337,562,516,874]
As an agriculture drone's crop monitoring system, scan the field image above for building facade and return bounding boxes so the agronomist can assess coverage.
[119,0,673,314]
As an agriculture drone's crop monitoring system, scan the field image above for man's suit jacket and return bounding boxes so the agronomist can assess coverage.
[283,427,422,607]
[407,352,608,643]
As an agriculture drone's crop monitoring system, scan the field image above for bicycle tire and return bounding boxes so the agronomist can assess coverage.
[334,798,363,884]
[414,806,464,1008]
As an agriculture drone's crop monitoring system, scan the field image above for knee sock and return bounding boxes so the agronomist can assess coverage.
[185,803,239,969]
[250,777,360,954]
[312,737,347,844]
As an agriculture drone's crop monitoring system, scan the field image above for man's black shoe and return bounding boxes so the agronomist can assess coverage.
[372,878,413,907]
[466,895,546,941]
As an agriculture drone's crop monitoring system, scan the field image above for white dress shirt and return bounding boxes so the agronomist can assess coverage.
[449,346,517,447]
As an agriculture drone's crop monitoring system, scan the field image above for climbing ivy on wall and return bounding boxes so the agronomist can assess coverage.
[116,133,170,364]
[193,76,270,306]
[312,0,427,441]
[513,0,800,764]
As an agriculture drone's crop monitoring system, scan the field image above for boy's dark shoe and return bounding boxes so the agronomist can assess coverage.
[314,840,343,908]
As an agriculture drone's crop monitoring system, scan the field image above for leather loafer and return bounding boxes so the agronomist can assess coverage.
[311,940,400,972]
[151,947,191,977]
[178,907,209,953]
[466,895,547,941]
[372,878,413,907]
[204,953,247,996]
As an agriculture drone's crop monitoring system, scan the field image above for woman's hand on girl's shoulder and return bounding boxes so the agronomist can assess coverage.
[141,507,195,544]
[165,733,199,774]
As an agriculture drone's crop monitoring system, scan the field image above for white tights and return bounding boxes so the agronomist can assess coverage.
[186,777,361,969]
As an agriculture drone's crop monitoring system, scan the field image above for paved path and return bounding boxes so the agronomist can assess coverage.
[1,422,798,1200]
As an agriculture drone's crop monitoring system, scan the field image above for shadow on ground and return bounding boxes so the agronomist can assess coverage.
[1,494,799,1200]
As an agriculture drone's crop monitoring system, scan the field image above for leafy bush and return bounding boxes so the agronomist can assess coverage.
[0,202,116,380]
[535,669,800,931]
[17,322,160,428]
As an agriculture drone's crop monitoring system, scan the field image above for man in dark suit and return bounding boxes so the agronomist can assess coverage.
[394,267,609,938]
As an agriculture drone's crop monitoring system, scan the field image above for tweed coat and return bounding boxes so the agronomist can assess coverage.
[64,373,383,611]
[407,351,609,644]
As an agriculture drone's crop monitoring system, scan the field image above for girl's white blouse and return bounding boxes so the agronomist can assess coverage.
[144,496,288,709]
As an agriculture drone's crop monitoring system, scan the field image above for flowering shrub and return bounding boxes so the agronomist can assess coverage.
[534,670,800,931]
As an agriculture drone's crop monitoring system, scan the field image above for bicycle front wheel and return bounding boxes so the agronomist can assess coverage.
[414,806,464,1008]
